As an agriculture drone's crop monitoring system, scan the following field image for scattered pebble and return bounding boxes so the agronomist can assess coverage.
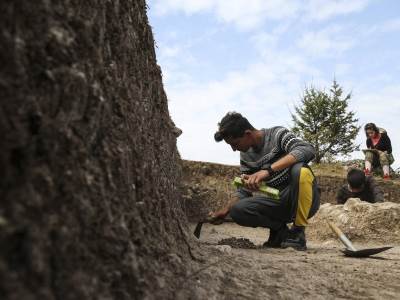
[214,245,232,254]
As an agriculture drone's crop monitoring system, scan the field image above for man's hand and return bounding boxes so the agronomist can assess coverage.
[241,170,269,191]
[209,208,229,224]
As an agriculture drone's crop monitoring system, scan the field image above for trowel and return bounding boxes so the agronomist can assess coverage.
[328,221,392,258]
[193,217,235,239]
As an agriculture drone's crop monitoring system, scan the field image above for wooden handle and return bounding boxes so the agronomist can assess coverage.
[328,221,343,238]
[327,221,357,251]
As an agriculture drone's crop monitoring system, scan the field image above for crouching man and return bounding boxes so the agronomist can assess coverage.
[210,112,320,250]
[336,168,384,204]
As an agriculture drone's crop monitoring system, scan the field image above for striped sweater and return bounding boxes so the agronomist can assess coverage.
[240,126,315,189]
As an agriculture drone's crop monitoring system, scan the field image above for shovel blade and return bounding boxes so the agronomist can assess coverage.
[193,222,203,239]
[342,246,393,258]
[193,217,234,239]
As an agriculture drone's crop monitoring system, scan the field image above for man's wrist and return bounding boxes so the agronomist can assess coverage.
[264,165,275,176]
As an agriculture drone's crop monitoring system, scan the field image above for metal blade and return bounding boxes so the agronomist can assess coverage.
[193,222,203,239]
[342,246,393,258]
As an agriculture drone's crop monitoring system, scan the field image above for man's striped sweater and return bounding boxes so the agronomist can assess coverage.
[240,126,315,189]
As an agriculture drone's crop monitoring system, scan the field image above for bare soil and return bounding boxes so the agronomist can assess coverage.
[181,161,400,299]
[188,221,400,300]
[3,1,400,299]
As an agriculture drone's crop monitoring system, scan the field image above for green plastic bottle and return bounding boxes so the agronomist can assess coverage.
[232,176,280,200]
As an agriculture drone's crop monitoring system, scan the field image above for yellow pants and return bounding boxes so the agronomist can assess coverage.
[294,167,314,227]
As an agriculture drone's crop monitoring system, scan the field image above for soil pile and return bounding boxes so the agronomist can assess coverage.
[218,237,257,249]
[308,198,400,243]
[0,1,193,299]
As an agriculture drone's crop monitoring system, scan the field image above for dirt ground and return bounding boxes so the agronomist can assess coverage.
[181,162,400,299]
[187,222,400,300]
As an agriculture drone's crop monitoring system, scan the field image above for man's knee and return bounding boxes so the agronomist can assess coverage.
[230,201,247,224]
[230,200,259,227]
[299,167,313,185]
[290,163,314,187]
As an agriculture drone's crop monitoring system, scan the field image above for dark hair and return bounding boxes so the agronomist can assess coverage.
[364,123,379,137]
[347,169,366,189]
[214,112,255,142]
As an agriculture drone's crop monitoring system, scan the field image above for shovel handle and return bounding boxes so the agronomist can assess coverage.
[328,221,344,236]
[328,221,357,252]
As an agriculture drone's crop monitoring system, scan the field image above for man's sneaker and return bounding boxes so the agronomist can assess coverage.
[281,228,307,251]
[263,225,288,248]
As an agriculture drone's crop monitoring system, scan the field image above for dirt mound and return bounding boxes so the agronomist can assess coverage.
[308,198,400,243]
[218,237,257,249]
[0,1,193,299]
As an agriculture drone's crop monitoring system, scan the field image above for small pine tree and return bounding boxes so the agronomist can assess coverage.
[291,80,360,163]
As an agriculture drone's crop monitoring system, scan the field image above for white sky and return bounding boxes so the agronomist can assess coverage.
[147,0,400,169]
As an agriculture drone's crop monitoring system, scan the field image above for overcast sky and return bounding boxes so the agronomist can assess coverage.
[147,0,400,169]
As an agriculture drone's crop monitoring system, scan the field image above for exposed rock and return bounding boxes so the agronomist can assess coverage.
[213,245,233,254]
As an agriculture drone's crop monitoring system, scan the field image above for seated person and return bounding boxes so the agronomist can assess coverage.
[363,123,394,179]
[336,168,384,204]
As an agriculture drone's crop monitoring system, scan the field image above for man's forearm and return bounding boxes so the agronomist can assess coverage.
[222,187,250,215]
[225,198,239,213]
[270,154,297,172]
[215,198,238,219]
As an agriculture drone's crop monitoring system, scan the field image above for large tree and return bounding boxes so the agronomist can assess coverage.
[291,80,360,163]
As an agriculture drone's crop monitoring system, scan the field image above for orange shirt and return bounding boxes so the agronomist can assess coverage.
[371,133,381,146]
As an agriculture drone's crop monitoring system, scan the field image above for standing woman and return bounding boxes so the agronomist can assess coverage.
[364,123,394,179]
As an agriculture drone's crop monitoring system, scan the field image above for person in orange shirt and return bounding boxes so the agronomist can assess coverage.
[364,123,394,179]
